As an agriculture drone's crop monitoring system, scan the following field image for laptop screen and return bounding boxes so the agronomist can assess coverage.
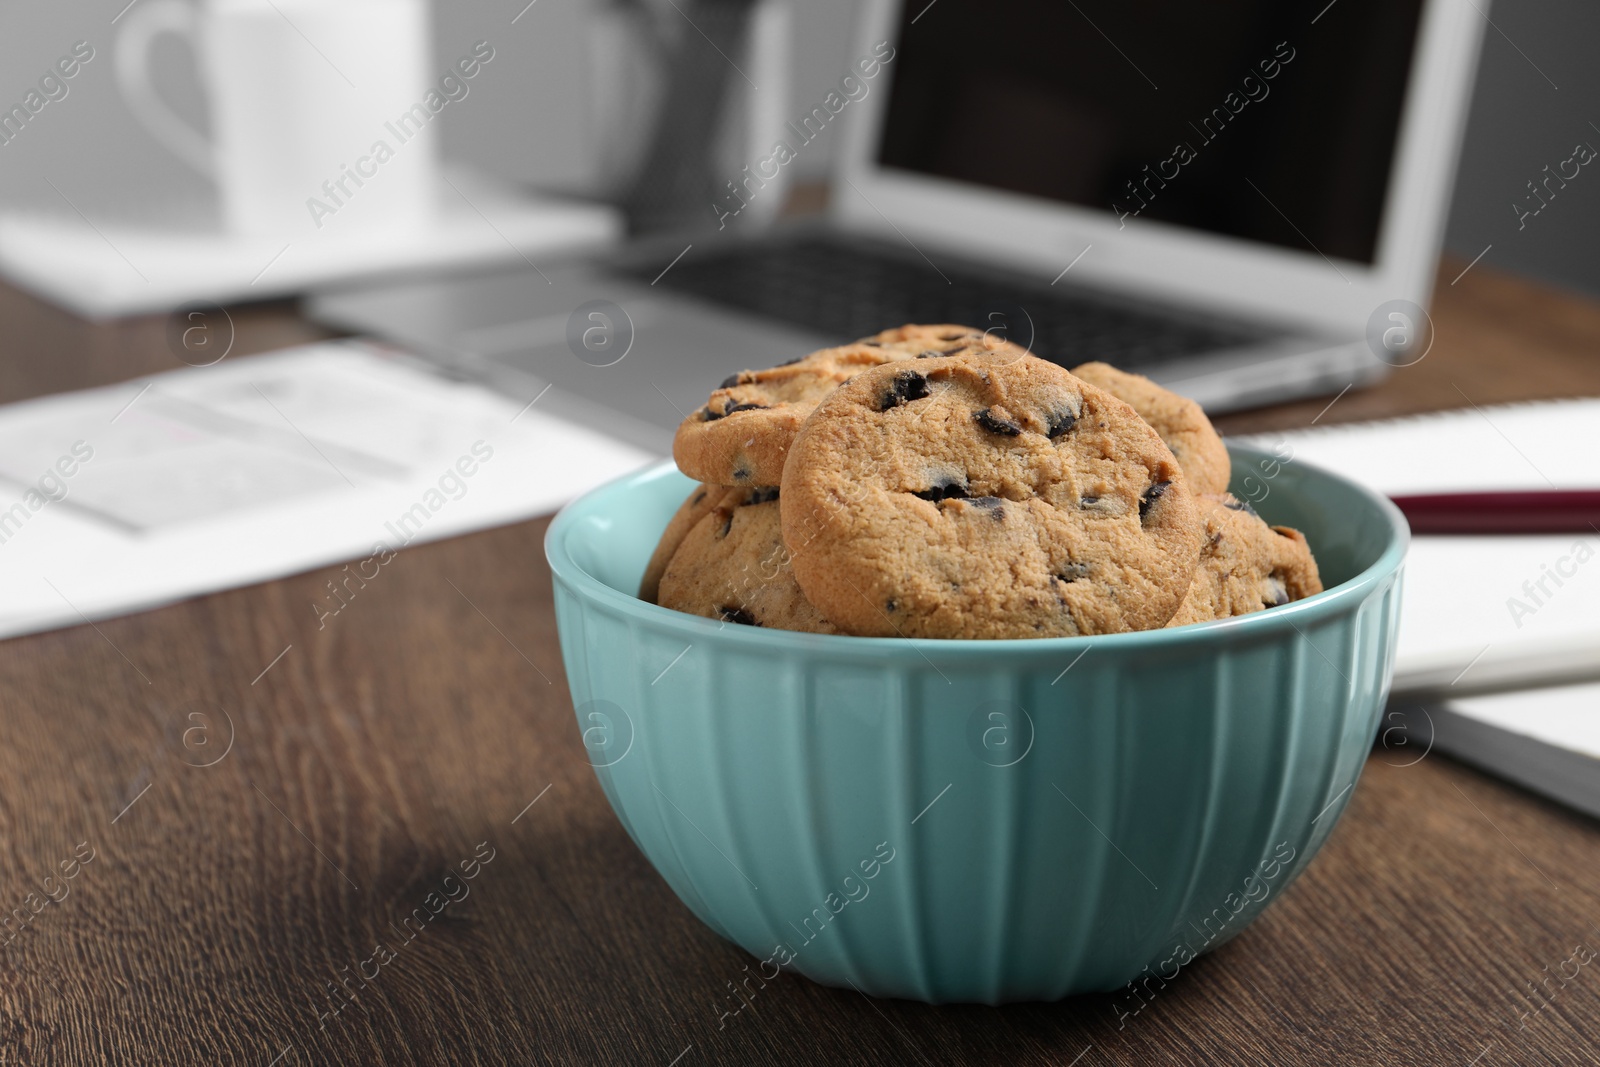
[876,0,1426,265]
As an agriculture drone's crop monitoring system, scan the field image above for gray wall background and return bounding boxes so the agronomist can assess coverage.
[1439,0,1600,297]
[0,0,1595,299]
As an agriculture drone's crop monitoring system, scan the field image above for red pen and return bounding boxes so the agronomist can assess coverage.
[1388,490,1600,535]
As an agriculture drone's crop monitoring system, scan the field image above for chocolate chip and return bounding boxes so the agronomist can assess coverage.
[973,408,1023,436]
[860,342,882,348]
[778,356,804,364]
[968,496,1004,519]
[702,398,765,420]
[1139,481,1170,522]
[1265,576,1290,608]
[939,332,975,341]
[1046,410,1077,438]
[718,606,758,625]
[1224,498,1260,518]
[718,373,743,390]
[877,369,931,410]
[744,487,780,505]
[1055,562,1091,583]
[911,479,968,502]
[691,490,706,505]
[731,467,752,483]
[916,349,944,359]
[718,513,733,537]
[885,599,897,612]
[1079,495,1100,508]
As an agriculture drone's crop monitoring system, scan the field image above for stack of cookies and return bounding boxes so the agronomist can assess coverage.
[641,325,1321,638]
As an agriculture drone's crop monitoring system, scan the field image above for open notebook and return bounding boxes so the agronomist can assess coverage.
[1235,398,1600,696]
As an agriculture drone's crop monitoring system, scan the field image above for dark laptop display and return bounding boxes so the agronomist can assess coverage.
[877,0,1426,265]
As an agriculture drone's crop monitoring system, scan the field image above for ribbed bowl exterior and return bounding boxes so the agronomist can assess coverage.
[547,447,1407,1004]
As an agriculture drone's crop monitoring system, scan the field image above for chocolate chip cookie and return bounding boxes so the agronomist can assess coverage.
[657,487,838,633]
[1071,362,1232,496]
[1166,494,1323,627]
[639,483,732,603]
[672,342,895,488]
[780,351,1204,638]
[865,323,993,359]
[671,326,1008,488]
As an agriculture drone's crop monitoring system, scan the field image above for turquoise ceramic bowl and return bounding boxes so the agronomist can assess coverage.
[546,445,1407,1004]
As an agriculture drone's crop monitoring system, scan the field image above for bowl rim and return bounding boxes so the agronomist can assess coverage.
[545,444,1410,653]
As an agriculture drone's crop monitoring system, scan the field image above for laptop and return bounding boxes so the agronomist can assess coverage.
[308,0,1487,456]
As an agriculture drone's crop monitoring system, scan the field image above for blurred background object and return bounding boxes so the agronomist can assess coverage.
[0,0,789,315]
[1,0,1596,295]
[113,0,438,238]
[1440,0,1600,297]
[598,0,792,233]
[313,0,1486,431]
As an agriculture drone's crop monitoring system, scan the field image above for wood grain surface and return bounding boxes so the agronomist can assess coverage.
[1,262,1598,1066]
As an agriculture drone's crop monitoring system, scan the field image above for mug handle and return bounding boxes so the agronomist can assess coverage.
[114,0,214,178]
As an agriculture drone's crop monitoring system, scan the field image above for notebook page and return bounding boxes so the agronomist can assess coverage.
[1235,400,1600,692]
[1235,397,1600,495]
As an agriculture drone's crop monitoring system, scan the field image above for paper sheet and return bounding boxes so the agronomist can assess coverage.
[1444,683,1600,761]
[0,340,656,639]
[1236,400,1600,693]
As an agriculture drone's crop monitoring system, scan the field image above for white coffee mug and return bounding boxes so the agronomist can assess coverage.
[116,0,436,239]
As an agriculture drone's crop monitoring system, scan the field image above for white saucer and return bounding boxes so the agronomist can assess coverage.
[0,169,620,319]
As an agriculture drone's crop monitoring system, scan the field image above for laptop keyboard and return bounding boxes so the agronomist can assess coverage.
[632,236,1270,372]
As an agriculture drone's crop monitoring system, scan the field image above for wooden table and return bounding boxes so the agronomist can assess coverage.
[2,263,1598,1065]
